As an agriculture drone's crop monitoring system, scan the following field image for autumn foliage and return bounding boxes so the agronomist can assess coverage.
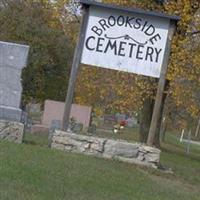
[74,0,200,127]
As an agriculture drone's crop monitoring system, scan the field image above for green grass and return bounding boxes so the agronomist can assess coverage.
[161,133,200,185]
[94,127,139,142]
[0,130,200,200]
[23,132,49,147]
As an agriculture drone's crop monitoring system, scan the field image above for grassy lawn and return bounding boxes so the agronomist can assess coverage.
[94,127,139,142]
[0,130,200,200]
[23,132,49,147]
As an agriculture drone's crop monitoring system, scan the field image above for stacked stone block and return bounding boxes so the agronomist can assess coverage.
[51,130,161,168]
[0,120,24,143]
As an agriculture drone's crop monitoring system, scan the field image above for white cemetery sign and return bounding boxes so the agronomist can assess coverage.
[62,0,180,145]
[81,6,170,78]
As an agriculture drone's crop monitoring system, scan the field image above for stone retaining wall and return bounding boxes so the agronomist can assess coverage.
[0,120,24,143]
[51,130,161,168]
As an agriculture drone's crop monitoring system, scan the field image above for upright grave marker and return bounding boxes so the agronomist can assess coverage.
[62,0,180,146]
[0,41,29,122]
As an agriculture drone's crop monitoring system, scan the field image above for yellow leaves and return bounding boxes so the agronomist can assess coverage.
[164,0,195,32]
[74,64,144,114]
[93,107,104,116]
[104,0,132,7]
[73,0,200,117]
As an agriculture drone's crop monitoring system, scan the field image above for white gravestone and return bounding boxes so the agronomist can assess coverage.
[0,41,29,122]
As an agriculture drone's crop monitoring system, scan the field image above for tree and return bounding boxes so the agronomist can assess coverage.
[2,0,199,146]
[73,0,200,146]
[0,0,73,103]
[166,0,200,124]
[73,0,164,145]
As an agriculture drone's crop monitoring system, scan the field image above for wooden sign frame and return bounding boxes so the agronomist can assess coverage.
[62,0,180,147]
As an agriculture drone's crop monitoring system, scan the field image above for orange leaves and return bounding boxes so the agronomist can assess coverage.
[74,0,200,117]
[74,65,143,114]
[74,63,160,114]
[164,1,200,118]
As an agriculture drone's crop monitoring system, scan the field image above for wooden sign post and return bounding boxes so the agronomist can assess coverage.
[62,0,180,146]
[147,21,176,146]
[62,5,90,130]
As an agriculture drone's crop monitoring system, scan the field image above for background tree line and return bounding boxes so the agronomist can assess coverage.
[0,0,74,103]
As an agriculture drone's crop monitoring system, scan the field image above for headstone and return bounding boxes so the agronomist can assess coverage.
[30,124,49,134]
[0,41,29,122]
[50,119,62,133]
[72,123,83,133]
[28,103,41,113]
[115,113,126,123]
[21,111,28,125]
[26,103,42,124]
[88,124,97,134]
[48,119,62,148]
[42,100,92,128]
[104,114,116,124]
[127,117,138,127]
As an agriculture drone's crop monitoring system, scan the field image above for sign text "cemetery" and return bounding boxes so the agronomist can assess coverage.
[81,7,170,78]
[86,15,162,63]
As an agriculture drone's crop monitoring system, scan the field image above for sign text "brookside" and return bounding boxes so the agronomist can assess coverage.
[81,7,169,78]
[86,15,162,62]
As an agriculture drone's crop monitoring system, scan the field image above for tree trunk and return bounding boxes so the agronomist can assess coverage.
[153,93,166,147]
[139,97,154,143]
[160,119,167,142]
[153,81,168,147]
[195,117,200,138]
